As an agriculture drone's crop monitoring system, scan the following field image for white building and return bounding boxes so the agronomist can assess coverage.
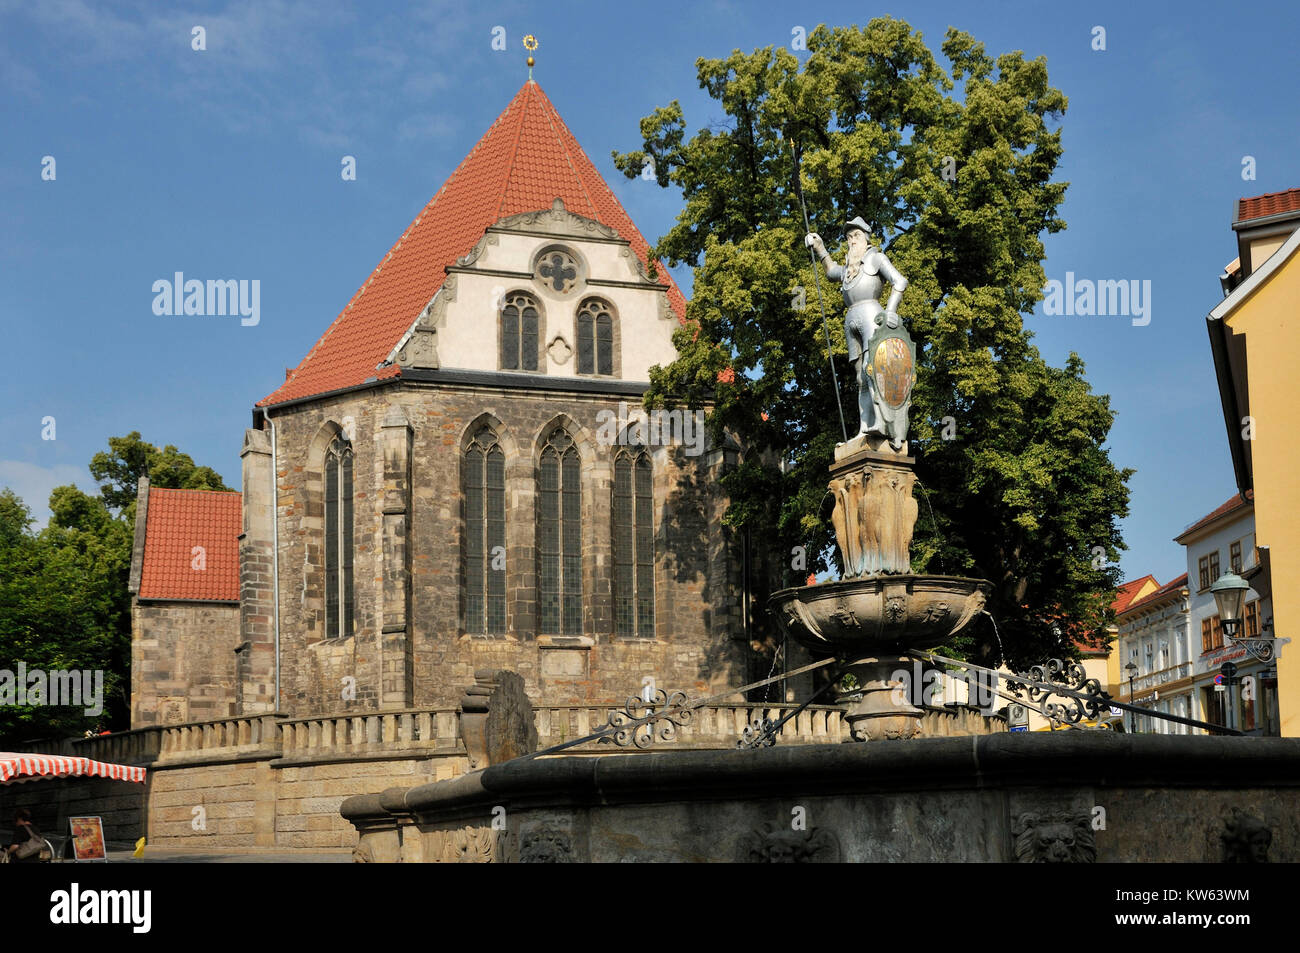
[1115,574,1192,733]
[1173,492,1277,735]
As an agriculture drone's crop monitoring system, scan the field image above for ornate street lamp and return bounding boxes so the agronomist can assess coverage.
[1210,572,1249,637]
[1125,661,1138,733]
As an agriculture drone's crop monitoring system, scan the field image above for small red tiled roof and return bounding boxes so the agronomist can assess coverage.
[1123,573,1189,615]
[259,80,686,407]
[1175,490,1253,543]
[1236,188,1300,224]
[138,488,241,601]
[1112,576,1156,614]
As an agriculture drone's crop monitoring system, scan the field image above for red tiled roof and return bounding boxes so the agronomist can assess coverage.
[138,488,241,601]
[1112,576,1156,614]
[259,80,686,407]
[1236,188,1300,224]
[1175,490,1253,543]
[1122,573,1189,615]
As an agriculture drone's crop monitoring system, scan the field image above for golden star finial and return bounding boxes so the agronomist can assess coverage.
[523,34,537,79]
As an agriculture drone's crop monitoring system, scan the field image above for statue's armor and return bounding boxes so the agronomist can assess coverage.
[826,250,901,362]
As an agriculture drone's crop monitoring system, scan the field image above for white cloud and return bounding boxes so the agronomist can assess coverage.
[0,461,95,528]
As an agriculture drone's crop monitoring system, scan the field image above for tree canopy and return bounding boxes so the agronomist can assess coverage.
[0,434,231,741]
[614,19,1131,667]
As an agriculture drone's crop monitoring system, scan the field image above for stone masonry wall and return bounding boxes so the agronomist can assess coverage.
[258,379,750,716]
[130,600,240,728]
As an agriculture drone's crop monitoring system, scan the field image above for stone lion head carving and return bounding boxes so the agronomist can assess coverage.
[1012,812,1096,863]
[1221,809,1271,863]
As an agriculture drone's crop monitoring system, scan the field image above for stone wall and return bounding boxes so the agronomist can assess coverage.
[3,700,838,852]
[256,379,750,717]
[343,733,1300,863]
[130,600,240,728]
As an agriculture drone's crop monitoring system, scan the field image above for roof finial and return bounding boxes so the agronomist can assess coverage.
[523,34,537,81]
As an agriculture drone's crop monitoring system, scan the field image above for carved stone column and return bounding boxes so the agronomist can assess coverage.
[380,407,413,708]
[829,436,918,577]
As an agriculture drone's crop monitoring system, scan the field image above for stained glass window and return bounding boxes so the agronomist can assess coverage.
[538,429,582,635]
[501,293,539,371]
[614,447,654,637]
[576,298,613,375]
[465,426,506,635]
[324,433,354,639]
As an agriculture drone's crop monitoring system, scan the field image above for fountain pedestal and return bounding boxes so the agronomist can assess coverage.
[829,436,918,576]
[769,435,992,740]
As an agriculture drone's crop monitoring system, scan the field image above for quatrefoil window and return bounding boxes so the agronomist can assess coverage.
[534,247,581,295]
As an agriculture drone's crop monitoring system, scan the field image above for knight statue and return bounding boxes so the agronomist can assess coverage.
[805,218,915,449]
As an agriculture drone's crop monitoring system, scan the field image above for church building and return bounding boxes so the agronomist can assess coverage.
[128,78,758,727]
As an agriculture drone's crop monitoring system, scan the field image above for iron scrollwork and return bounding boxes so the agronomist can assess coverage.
[1005,658,1108,728]
[601,689,693,748]
[737,717,777,749]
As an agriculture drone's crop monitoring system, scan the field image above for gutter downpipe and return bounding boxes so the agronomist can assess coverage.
[264,406,282,713]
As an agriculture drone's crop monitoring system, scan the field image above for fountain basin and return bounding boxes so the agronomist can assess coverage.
[769,574,992,656]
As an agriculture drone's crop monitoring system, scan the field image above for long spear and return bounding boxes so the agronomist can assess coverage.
[786,133,848,443]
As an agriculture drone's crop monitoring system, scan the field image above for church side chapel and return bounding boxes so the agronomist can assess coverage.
[128,72,760,728]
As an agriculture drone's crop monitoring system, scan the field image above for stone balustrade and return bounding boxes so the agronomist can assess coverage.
[534,703,845,750]
[15,702,848,769]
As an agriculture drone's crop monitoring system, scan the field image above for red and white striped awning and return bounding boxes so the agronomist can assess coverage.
[0,752,146,785]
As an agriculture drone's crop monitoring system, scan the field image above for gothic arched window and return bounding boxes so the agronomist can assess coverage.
[613,447,654,637]
[538,429,581,635]
[324,433,354,639]
[464,426,506,635]
[501,292,540,371]
[576,298,613,376]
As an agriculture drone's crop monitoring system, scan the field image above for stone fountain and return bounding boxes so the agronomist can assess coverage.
[768,220,991,741]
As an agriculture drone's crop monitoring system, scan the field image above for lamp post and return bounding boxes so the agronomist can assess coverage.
[1210,571,1249,638]
[1125,661,1138,733]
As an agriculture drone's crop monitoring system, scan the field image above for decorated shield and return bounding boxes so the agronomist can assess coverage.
[866,327,915,410]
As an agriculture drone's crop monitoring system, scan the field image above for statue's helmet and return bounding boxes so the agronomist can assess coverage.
[843,216,872,239]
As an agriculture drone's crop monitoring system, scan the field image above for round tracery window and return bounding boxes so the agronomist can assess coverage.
[534,247,581,295]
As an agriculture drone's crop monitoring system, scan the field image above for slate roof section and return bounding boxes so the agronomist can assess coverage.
[137,488,241,602]
[259,79,686,407]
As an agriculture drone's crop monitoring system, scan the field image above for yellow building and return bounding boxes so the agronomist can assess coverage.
[1208,188,1300,736]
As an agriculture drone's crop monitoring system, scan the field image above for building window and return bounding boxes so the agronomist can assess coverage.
[1143,641,1153,674]
[538,429,581,635]
[324,433,354,639]
[613,447,654,637]
[535,247,580,295]
[501,292,540,371]
[576,298,614,376]
[1159,641,1169,669]
[1198,556,1210,591]
[1208,551,1220,586]
[1230,540,1242,574]
[1211,615,1223,650]
[1245,599,1260,638]
[464,426,506,635]
[1201,618,1213,653]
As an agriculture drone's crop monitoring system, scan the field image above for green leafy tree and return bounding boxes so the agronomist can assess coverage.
[615,20,1131,668]
[0,490,125,740]
[1,434,232,742]
[90,431,229,512]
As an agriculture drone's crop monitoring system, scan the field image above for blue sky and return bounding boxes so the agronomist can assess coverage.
[2,0,1295,587]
